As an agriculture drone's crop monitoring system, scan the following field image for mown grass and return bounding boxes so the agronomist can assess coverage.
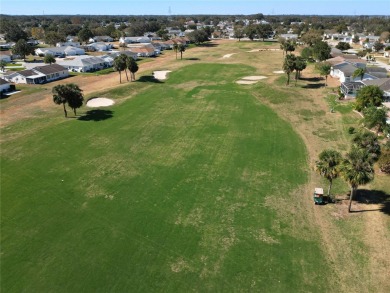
[1,63,332,292]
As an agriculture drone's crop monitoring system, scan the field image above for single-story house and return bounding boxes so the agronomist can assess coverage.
[119,36,151,44]
[35,46,85,57]
[107,51,138,61]
[331,62,360,82]
[3,70,46,84]
[280,34,298,40]
[89,36,114,43]
[84,42,113,52]
[56,56,108,72]
[0,78,12,95]
[359,35,380,45]
[56,41,81,47]
[341,78,390,99]
[33,64,69,82]
[129,46,156,57]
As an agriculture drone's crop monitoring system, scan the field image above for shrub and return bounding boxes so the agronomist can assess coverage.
[378,150,390,174]
[348,127,355,134]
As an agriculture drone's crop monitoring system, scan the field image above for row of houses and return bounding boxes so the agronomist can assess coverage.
[327,55,390,99]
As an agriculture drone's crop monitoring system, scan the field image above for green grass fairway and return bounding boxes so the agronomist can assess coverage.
[1,64,331,292]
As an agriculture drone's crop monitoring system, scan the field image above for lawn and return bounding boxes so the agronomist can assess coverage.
[1,63,332,292]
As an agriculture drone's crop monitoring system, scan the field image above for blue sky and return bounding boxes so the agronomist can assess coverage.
[1,0,389,15]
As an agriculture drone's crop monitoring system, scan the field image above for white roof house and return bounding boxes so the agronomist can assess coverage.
[280,34,298,40]
[35,46,85,57]
[56,56,108,72]
[85,42,113,52]
[56,41,81,47]
[119,36,151,44]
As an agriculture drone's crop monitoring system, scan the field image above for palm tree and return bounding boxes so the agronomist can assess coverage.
[173,42,179,60]
[66,84,84,115]
[340,147,374,212]
[352,68,365,81]
[52,84,84,117]
[294,56,307,85]
[315,149,342,201]
[316,62,331,86]
[52,84,68,117]
[283,54,296,86]
[284,41,296,55]
[126,57,139,81]
[178,44,186,60]
[113,55,126,83]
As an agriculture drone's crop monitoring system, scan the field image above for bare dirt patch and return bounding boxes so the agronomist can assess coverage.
[236,75,267,84]
[222,53,236,59]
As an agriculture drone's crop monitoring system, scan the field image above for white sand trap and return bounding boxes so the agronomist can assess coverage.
[153,70,171,80]
[222,53,236,58]
[241,76,267,81]
[236,80,258,84]
[86,97,115,108]
[273,70,285,74]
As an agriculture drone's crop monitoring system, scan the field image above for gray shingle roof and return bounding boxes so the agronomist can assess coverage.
[362,78,390,91]
[33,64,67,75]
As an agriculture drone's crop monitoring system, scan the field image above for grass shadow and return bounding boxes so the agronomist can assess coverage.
[300,77,322,82]
[78,110,114,122]
[302,83,326,89]
[197,43,219,48]
[351,189,390,215]
[137,75,164,83]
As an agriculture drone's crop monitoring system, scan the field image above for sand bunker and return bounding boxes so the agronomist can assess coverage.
[273,70,285,74]
[153,70,171,80]
[222,53,236,58]
[236,76,267,85]
[86,97,115,107]
[236,80,258,84]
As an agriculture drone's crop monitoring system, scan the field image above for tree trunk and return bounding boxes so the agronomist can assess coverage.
[63,103,67,118]
[73,108,77,116]
[295,71,298,86]
[325,75,328,86]
[124,69,129,82]
[348,187,355,213]
[286,73,290,86]
[327,179,333,201]
[180,51,183,60]
[175,51,177,60]
[119,71,122,83]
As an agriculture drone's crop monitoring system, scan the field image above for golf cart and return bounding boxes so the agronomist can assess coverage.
[314,188,324,205]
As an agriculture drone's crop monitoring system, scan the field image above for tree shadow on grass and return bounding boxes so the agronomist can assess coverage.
[184,57,200,61]
[197,43,219,48]
[351,189,390,216]
[299,77,322,82]
[78,110,114,122]
[137,75,164,83]
[301,83,326,89]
